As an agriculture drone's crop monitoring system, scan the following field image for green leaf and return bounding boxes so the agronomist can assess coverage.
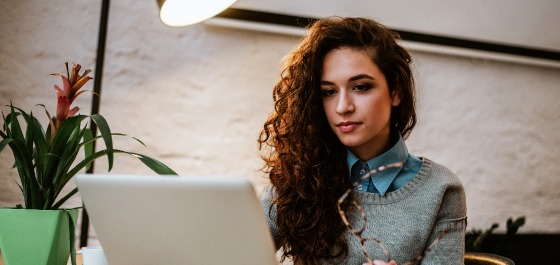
[64,149,177,184]
[3,127,41,208]
[45,115,87,178]
[108,133,146,147]
[78,132,146,150]
[7,105,24,141]
[16,109,48,186]
[90,114,113,170]
[126,151,178,175]
[63,209,78,265]
[506,216,526,236]
[0,138,13,153]
[54,149,175,204]
[54,125,82,177]
[50,128,86,203]
[24,113,35,154]
[45,115,87,186]
[11,106,46,187]
[82,128,94,171]
[52,187,79,210]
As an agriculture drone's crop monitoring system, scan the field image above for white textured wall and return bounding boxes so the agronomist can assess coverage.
[1,0,559,246]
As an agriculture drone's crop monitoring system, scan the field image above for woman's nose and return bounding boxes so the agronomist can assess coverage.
[336,92,354,114]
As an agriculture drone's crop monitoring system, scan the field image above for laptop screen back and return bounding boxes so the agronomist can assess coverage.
[76,174,277,265]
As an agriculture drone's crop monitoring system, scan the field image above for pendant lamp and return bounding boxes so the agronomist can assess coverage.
[157,0,238,27]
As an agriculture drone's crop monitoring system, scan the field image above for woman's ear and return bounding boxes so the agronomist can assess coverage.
[391,90,401,107]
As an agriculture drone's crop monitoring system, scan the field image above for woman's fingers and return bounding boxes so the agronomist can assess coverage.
[366,260,398,265]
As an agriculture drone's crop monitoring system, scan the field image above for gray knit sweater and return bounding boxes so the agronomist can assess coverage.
[261,158,467,265]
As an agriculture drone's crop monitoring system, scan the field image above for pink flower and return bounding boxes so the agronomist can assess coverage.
[49,63,93,135]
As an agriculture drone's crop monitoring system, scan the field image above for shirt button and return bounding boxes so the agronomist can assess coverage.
[359,169,366,174]
[357,185,363,191]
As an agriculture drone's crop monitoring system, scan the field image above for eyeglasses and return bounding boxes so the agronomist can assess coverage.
[337,162,448,265]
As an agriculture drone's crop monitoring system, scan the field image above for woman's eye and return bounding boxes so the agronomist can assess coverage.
[354,84,372,92]
[321,88,337,97]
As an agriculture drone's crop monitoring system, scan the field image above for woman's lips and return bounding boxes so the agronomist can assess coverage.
[336,121,361,133]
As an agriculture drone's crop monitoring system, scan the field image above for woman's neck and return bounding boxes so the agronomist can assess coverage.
[350,129,395,161]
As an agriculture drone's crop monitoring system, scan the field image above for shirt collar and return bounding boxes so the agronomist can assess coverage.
[346,133,408,195]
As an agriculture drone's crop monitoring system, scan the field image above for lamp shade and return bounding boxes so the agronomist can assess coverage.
[157,0,238,27]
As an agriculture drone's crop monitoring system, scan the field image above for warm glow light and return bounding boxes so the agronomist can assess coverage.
[158,0,238,27]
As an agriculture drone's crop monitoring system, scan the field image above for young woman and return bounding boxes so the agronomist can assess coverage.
[259,17,466,265]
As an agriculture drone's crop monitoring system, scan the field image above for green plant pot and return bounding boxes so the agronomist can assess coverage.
[0,208,79,265]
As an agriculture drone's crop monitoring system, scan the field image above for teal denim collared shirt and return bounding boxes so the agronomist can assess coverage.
[347,133,422,195]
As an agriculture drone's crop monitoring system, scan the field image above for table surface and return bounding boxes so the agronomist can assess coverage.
[0,251,83,265]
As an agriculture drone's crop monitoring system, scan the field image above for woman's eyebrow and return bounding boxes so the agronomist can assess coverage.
[320,74,375,85]
[349,74,375,82]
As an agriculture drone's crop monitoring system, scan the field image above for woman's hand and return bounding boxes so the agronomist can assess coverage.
[363,260,398,265]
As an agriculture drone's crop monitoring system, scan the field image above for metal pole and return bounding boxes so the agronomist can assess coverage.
[80,0,110,248]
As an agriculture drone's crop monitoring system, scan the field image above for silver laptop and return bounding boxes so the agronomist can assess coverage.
[76,174,278,265]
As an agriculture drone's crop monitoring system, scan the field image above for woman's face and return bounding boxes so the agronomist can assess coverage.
[320,48,400,161]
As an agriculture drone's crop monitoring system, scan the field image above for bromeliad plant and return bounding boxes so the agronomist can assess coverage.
[0,63,177,210]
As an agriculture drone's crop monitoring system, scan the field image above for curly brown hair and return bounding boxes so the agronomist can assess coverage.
[258,17,416,264]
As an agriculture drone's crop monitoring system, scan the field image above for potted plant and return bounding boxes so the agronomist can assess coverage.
[465,216,525,264]
[0,63,177,265]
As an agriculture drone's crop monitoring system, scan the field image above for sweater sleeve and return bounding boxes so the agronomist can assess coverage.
[260,186,282,250]
[421,163,467,265]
